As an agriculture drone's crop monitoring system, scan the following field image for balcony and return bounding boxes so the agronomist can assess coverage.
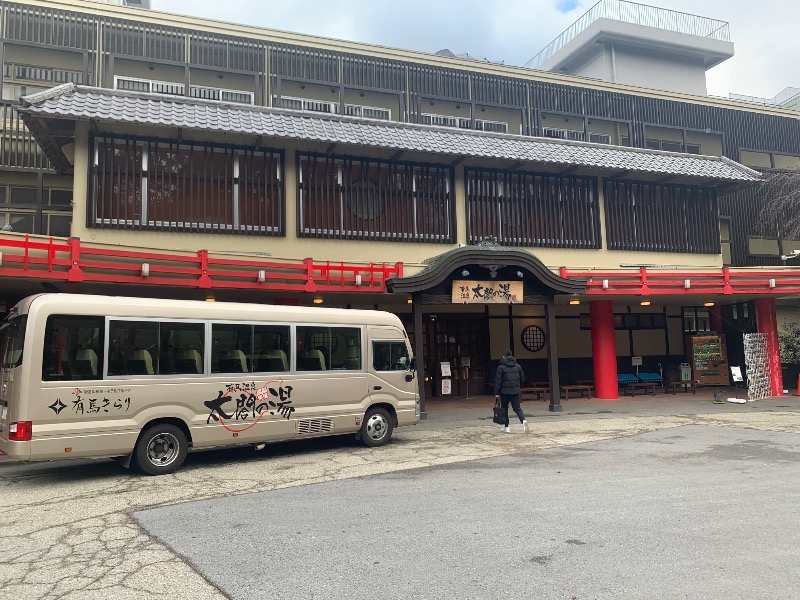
[524,0,731,69]
[0,100,54,171]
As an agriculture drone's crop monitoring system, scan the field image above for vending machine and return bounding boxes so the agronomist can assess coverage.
[689,334,730,386]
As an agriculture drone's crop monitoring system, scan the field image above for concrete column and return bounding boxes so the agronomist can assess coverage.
[590,300,619,399]
[755,298,783,397]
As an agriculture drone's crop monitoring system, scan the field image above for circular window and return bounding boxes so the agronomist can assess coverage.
[348,179,385,220]
[520,325,546,352]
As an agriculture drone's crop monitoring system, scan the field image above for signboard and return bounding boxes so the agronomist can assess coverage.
[452,280,523,304]
[460,356,471,368]
[731,366,743,383]
[631,356,643,367]
[440,361,452,377]
[441,379,452,395]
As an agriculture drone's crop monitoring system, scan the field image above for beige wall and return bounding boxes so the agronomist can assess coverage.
[190,69,256,94]
[4,43,84,71]
[114,59,184,84]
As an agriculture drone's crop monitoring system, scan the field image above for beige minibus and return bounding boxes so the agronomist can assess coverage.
[0,294,419,475]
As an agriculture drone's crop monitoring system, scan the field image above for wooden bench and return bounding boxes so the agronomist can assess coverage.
[668,381,696,394]
[520,386,550,401]
[561,384,594,399]
[624,382,657,396]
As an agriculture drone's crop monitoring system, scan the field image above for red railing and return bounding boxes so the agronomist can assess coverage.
[560,266,800,296]
[0,234,402,293]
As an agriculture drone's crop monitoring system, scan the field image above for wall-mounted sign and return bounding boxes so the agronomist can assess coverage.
[440,362,452,377]
[632,356,643,367]
[452,280,523,304]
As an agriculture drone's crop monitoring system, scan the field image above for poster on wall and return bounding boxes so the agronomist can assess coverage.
[440,362,452,377]
[452,280,523,304]
[441,379,452,395]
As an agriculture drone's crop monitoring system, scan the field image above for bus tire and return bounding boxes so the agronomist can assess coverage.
[360,407,393,447]
[133,423,188,476]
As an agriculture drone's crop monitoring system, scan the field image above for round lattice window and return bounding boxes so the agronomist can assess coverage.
[520,325,546,352]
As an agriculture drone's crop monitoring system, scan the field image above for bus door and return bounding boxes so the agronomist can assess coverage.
[0,314,26,449]
[368,326,416,408]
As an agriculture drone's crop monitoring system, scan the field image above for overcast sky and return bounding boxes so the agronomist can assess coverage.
[151,0,796,100]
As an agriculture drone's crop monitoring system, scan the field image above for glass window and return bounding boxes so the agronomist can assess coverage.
[109,320,158,376]
[373,340,410,372]
[161,322,205,375]
[253,324,290,372]
[42,315,104,381]
[212,323,253,374]
[47,214,72,237]
[8,212,35,233]
[1,315,26,369]
[295,326,359,371]
[49,189,72,207]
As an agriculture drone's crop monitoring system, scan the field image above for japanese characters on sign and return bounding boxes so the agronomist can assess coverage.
[452,280,523,304]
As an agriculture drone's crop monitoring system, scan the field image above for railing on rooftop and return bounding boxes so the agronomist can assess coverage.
[524,0,731,70]
[729,88,800,109]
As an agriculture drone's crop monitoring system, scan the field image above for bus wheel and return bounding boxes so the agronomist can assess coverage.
[360,407,393,447]
[133,423,188,475]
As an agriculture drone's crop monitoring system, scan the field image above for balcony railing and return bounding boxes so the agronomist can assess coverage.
[0,100,54,171]
[524,0,731,69]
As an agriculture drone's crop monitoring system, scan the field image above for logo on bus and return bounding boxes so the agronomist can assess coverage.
[204,379,296,433]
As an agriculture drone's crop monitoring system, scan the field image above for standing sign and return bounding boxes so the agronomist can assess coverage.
[452,280,523,304]
[440,362,452,377]
[441,379,452,395]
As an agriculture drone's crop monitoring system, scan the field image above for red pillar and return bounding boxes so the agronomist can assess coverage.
[590,300,619,399]
[755,298,783,397]
[709,305,724,334]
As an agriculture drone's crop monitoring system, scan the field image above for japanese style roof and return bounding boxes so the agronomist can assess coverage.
[387,243,586,296]
[20,83,761,186]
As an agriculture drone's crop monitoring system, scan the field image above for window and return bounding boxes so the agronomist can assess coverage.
[298,153,453,242]
[344,104,391,121]
[210,323,291,373]
[579,313,666,330]
[747,237,780,257]
[92,136,283,235]
[720,218,732,265]
[42,315,104,381]
[297,326,361,371]
[373,340,409,371]
[280,96,336,114]
[107,320,204,376]
[1,315,26,369]
[421,113,458,128]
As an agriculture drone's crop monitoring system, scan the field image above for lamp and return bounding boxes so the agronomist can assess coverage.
[640,300,651,306]
[569,299,580,305]
[141,263,150,277]
[704,301,715,307]
[516,271,524,279]
[313,297,323,304]
[257,270,266,283]
[407,297,413,304]
[684,279,691,289]
[205,296,215,302]
[461,269,470,277]
[602,279,609,290]
[769,278,776,288]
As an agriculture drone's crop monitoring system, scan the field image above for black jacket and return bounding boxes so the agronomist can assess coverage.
[495,356,525,395]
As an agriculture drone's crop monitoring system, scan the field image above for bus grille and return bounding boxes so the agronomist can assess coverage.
[296,418,334,435]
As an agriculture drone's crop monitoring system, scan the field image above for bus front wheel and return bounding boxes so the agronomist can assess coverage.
[133,423,188,475]
[360,407,393,447]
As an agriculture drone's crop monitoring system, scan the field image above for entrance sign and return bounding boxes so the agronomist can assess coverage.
[440,362,452,377]
[453,280,523,304]
[441,379,452,395]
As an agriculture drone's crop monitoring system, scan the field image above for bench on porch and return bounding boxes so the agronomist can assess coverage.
[560,384,594,399]
[520,386,550,401]
[668,381,696,394]
[625,382,658,396]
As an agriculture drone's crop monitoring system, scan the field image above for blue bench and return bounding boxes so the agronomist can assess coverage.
[637,372,663,386]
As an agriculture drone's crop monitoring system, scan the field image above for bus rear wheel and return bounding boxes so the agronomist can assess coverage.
[360,407,393,447]
[134,423,188,475]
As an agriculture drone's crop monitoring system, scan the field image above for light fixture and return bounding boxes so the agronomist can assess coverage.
[313,297,323,304]
[684,279,691,289]
[205,296,216,302]
[257,270,266,283]
[355,274,363,286]
[640,300,651,306]
[461,269,470,277]
[516,271,524,279]
[602,279,609,290]
[407,297,413,304]
[141,263,150,277]
[704,301,715,307]
[569,299,580,305]
[769,278,776,288]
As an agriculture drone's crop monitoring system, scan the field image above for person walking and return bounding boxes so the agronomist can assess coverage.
[494,349,529,433]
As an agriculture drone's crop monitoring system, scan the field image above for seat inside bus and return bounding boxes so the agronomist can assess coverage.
[127,349,154,375]
[298,348,326,371]
[74,348,98,378]
[218,349,248,373]
[176,349,202,374]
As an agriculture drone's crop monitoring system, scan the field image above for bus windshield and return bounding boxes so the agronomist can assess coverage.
[1,314,26,368]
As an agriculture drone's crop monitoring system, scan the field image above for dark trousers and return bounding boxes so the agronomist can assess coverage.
[500,393,525,427]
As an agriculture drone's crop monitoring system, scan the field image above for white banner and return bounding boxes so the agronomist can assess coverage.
[452,280,523,304]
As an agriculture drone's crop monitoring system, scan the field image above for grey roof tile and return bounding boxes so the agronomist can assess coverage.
[19,83,762,183]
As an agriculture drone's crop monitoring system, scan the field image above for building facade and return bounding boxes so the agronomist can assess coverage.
[1,0,798,412]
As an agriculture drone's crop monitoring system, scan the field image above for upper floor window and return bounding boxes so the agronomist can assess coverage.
[2,63,84,100]
[114,76,254,105]
[91,136,283,235]
[644,125,722,156]
[541,112,629,146]
[297,153,453,243]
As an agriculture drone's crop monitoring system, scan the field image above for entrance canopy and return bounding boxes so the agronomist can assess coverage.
[387,242,585,300]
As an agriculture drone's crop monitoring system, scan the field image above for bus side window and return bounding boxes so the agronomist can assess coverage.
[42,315,105,381]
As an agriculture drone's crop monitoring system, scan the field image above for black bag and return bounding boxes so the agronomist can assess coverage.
[492,397,505,424]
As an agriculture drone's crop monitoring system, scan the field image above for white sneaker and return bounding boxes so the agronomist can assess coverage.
[523,420,529,434]
[501,426,511,433]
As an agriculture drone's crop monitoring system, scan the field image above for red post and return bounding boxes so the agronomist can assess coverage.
[755,297,783,397]
[590,300,619,399]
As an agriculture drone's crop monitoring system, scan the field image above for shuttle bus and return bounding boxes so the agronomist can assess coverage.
[0,294,419,475]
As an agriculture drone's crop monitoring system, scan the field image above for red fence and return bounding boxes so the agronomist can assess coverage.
[0,234,402,293]
[560,266,800,296]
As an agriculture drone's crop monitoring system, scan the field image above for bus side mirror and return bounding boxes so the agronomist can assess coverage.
[409,356,416,371]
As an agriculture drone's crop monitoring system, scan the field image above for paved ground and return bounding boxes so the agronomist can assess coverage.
[2,390,800,599]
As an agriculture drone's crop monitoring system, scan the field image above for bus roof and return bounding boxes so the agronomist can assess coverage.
[17,294,405,328]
